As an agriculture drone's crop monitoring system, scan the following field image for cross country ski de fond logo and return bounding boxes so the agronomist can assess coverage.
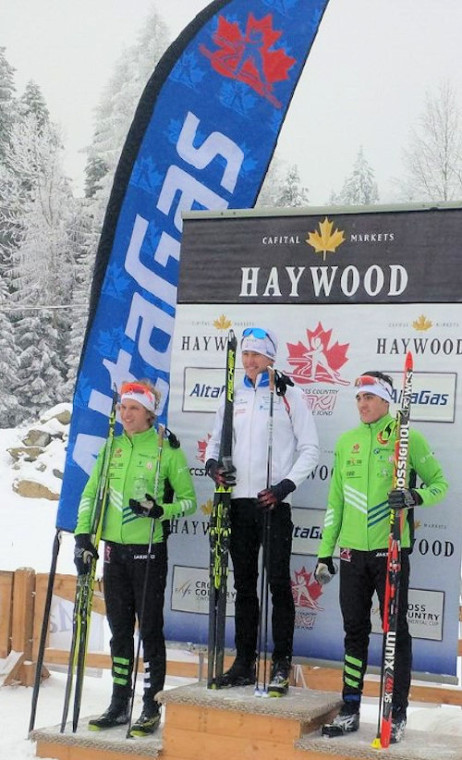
[200,12,296,108]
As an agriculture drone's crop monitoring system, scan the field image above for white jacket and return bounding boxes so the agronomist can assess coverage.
[205,371,319,501]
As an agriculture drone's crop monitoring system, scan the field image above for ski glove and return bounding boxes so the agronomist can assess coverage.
[74,533,98,575]
[129,494,164,519]
[314,557,337,585]
[274,370,294,397]
[257,479,296,510]
[205,458,236,488]
[388,488,422,510]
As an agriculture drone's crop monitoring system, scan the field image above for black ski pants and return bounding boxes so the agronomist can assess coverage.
[103,540,168,707]
[339,548,412,712]
[229,498,295,664]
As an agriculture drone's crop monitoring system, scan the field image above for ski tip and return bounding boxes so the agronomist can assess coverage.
[405,351,413,371]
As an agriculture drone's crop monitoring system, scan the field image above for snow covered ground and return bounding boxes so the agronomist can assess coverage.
[0,415,461,758]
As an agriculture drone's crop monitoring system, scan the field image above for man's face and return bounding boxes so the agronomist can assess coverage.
[119,399,152,435]
[356,391,389,424]
[241,350,273,384]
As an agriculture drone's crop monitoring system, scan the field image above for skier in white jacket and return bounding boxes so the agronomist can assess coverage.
[205,327,319,695]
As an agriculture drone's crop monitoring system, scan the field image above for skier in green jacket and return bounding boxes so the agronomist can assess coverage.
[315,370,448,744]
[74,379,196,736]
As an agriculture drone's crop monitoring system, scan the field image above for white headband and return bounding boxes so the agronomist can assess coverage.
[120,389,156,414]
[355,384,392,403]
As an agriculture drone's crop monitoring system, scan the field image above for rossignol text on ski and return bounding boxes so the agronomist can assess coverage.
[372,351,413,750]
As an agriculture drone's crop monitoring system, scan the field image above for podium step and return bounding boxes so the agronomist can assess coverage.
[31,719,162,760]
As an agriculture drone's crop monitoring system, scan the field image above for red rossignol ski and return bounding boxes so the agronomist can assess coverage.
[373,352,413,750]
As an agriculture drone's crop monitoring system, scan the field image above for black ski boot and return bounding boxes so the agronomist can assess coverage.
[268,658,291,697]
[219,658,256,687]
[129,702,161,737]
[391,707,407,744]
[88,696,130,730]
[322,701,360,737]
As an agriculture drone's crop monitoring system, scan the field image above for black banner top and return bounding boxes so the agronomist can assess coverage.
[179,204,462,304]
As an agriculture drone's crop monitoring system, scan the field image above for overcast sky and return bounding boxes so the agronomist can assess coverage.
[2,0,462,203]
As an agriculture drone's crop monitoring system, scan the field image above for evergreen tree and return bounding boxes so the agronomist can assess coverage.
[398,81,462,202]
[18,80,50,130]
[257,160,309,207]
[0,277,20,426]
[330,146,379,206]
[5,114,75,419]
[84,9,170,202]
[0,46,17,164]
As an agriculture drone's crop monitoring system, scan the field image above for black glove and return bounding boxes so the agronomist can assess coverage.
[74,533,98,575]
[129,493,164,519]
[205,458,236,488]
[314,557,337,585]
[274,370,294,397]
[257,479,295,510]
[388,488,422,510]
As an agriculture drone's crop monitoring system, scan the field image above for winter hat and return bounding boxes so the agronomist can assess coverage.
[120,381,159,414]
[241,327,277,360]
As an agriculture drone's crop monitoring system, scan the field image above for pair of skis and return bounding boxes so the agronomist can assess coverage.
[60,388,119,733]
[207,330,237,688]
[373,351,414,750]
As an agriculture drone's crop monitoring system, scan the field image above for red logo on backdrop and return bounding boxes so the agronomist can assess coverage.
[286,323,350,386]
[340,548,352,562]
[197,434,211,463]
[199,13,296,108]
[291,566,324,611]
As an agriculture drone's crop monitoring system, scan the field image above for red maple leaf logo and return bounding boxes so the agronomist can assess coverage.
[291,566,324,610]
[199,13,296,108]
[286,323,350,386]
[197,434,211,463]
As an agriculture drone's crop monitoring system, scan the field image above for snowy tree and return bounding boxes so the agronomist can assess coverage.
[3,114,76,418]
[18,80,50,129]
[398,81,462,202]
[63,198,96,395]
[0,46,17,164]
[84,9,170,203]
[329,146,379,206]
[257,160,309,207]
[0,278,20,426]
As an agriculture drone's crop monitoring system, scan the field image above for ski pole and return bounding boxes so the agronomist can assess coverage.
[126,424,165,738]
[28,530,62,733]
[255,367,275,696]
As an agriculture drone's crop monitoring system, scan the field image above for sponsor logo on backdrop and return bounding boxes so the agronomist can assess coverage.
[414,536,454,558]
[286,323,350,386]
[371,588,444,641]
[183,367,245,413]
[304,387,339,416]
[388,372,456,423]
[200,14,296,110]
[377,336,462,356]
[171,565,236,615]
[292,507,326,556]
[292,565,324,630]
[170,512,210,536]
[306,217,345,262]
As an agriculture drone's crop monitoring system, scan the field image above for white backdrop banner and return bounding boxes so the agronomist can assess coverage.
[164,204,461,680]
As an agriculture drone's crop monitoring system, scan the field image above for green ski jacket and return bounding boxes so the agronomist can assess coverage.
[75,427,196,545]
[318,413,448,555]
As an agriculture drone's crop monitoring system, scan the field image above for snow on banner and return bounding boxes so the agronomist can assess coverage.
[56,0,331,531]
